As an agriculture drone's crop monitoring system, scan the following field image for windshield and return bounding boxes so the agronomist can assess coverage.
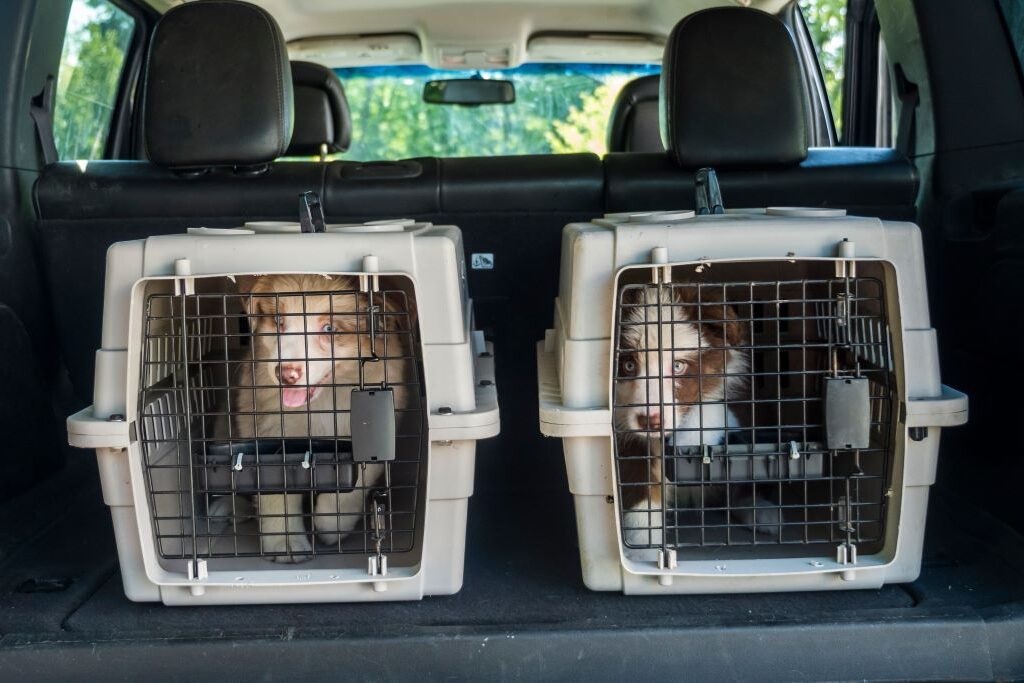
[333,63,659,160]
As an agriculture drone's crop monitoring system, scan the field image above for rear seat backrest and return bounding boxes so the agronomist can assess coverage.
[607,75,661,153]
[604,6,917,217]
[287,61,352,158]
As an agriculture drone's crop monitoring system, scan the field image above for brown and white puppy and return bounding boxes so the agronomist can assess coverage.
[230,274,411,562]
[613,285,778,548]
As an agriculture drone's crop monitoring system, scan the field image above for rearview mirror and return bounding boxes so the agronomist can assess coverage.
[423,78,515,106]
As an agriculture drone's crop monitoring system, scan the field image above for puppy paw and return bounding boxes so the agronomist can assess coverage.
[261,532,313,563]
[313,492,365,546]
[732,494,782,538]
[622,504,663,548]
[206,495,254,524]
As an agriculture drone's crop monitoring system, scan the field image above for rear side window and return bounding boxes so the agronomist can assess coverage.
[54,0,136,160]
[1000,0,1024,71]
[799,0,847,137]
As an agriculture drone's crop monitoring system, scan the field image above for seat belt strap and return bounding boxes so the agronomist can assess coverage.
[29,76,58,165]
[892,63,919,157]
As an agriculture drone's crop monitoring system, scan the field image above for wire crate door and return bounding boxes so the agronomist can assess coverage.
[137,275,426,573]
[611,263,896,563]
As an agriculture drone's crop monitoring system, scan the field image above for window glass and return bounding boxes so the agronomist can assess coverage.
[799,0,847,137]
[54,0,136,160]
[999,0,1024,72]
[331,63,659,160]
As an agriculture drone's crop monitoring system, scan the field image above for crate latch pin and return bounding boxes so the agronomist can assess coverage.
[834,238,857,279]
[173,258,195,296]
[836,492,858,566]
[187,558,208,582]
[359,254,380,293]
[368,490,389,577]
[650,246,671,284]
[836,542,858,566]
[657,548,677,570]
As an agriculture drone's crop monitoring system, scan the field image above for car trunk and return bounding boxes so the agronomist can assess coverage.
[0,350,1022,679]
[1,0,1024,679]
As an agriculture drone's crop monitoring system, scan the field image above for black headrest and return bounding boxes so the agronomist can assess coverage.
[286,61,352,157]
[660,7,809,168]
[143,1,293,168]
[607,75,662,153]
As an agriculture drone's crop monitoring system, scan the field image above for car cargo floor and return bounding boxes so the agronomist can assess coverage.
[0,373,1021,679]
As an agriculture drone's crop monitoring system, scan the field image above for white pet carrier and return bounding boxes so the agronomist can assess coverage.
[538,207,967,594]
[68,219,499,605]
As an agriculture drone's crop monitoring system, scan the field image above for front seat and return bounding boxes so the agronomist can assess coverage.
[607,74,662,153]
[286,60,352,159]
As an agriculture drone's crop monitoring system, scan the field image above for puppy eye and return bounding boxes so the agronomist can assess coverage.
[621,359,636,374]
[321,322,335,334]
[672,360,688,374]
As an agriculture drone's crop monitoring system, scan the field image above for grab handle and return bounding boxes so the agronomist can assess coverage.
[695,167,724,215]
[299,190,326,233]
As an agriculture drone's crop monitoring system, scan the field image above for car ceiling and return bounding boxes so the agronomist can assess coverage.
[142,0,792,68]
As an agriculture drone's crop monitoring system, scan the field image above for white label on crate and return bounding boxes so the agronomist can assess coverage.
[471,253,495,270]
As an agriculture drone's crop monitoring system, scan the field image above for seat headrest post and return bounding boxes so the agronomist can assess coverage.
[143,1,294,169]
[660,7,810,168]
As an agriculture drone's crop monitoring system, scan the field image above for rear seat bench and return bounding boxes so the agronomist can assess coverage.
[604,148,918,220]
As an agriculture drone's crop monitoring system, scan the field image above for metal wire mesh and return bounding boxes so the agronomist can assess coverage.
[137,278,425,564]
[612,263,895,557]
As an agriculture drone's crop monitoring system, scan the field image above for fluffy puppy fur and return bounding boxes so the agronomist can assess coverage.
[613,285,779,549]
[229,274,410,562]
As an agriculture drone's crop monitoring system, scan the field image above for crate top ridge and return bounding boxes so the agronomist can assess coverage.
[557,208,930,342]
[103,220,469,347]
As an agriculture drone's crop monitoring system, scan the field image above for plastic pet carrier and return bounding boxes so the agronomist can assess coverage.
[68,215,499,605]
[538,203,966,594]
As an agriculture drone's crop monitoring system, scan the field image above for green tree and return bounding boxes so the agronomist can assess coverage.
[799,0,847,138]
[337,68,649,161]
[54,0,135,160]
[547,77,627,155]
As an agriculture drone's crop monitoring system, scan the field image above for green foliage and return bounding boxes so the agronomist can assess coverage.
[799,0,847,138]
[547,77,627,155]
[339,68,650,161]
[54,0,135,160]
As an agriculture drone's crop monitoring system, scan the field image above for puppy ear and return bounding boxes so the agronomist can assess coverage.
[618,285,644,307]
[698,300,747,348]
[616,286,650,328]
[678,286,748,348]
[235,276,270,329]
[377,277,417,333]
[235,275,258,315]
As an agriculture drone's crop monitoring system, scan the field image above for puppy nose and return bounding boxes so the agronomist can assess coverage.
[276,364,303,385]
[639,412,662,430]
